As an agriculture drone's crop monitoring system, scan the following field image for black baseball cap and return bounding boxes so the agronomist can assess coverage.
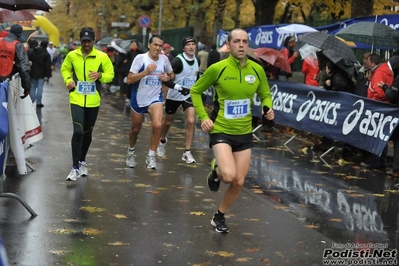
[9,24,25,42]
[80,27,95,41]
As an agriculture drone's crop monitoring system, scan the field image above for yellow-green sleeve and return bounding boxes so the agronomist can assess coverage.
[99,53,114,84]
[61,54,73,86]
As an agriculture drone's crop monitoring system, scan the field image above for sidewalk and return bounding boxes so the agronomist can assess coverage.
[0,71,397,266]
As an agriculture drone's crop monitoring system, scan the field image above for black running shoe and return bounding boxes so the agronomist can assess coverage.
[207,158,220,192]
[211,212,229,233]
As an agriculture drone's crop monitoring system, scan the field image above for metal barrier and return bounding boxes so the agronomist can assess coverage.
[0,76,37,217]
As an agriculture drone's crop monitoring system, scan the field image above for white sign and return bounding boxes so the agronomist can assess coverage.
[111,22,130,27]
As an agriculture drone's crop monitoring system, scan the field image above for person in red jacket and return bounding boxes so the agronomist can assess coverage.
[367,54,396,103]
[361,55,399,169]
[302,57,319,86]
[279,36,298,81]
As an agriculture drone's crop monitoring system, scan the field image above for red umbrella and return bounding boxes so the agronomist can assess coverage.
[253,47,292,73]
[0,9,35,23]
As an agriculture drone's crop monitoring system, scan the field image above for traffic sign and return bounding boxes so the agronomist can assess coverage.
[138,14,151,28]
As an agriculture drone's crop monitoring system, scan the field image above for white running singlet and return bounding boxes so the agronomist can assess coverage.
[166,53,199,101]
[130,53,173,107]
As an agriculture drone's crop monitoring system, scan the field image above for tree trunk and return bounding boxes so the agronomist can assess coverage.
[351,0,374,18]
[252,0,279,25]
[233,0,243,28]
[193,0,207,43]
[212,0,227,44]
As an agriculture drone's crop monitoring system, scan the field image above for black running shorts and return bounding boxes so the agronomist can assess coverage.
[164,98,193,114]
[209,133,253,152]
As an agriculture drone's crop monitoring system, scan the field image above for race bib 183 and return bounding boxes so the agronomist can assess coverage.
[224,99,250,119]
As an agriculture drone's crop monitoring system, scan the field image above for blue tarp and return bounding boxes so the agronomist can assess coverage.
[218,14,399,50]
[0,82,8,177]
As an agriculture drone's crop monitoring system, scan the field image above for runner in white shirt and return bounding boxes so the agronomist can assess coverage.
[156,36,199,164]
[125,35,174,169]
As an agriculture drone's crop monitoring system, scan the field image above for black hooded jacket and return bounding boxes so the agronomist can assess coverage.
[27,40,52,79]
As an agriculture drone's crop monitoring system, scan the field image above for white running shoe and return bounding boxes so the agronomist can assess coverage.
[182,151,196,164]
[79,161,88,176]
[126,149,136,168]
[66,168,80,181]
[156,138,167,158]
[146,155,157,169]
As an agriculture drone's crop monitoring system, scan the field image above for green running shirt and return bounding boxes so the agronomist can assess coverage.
[190,54,273,135]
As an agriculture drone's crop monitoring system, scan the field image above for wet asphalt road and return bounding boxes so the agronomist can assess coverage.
[0,71,398,266]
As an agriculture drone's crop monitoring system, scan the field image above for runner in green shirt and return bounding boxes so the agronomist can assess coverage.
[190,28,274,233]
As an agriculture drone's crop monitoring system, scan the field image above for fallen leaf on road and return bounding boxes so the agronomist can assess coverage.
[273,205,289,210]
[135,183,151,188]
[304,224,318,229]
[252,188,263,194]
[190,211,205,216]
[244,218,260,222]
[50,228,76,235]
[176,199,189,203]
[145,190,160,194]
[347,193,364,198]
[80,206,106,213]
[107,241,130,246]
[207,251,235,258]
[236,257,253,262]
[113,214,127,219]
[246,247,260,253]
[83,228,103,235]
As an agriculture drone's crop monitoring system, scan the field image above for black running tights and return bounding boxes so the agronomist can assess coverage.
[70,104,99,168]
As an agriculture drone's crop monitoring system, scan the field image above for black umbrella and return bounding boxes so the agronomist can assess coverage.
[335,22,399,50]
[298,32,358,64]
[119,39,148,53]
[317,49,357,79]
[0,0,52,12]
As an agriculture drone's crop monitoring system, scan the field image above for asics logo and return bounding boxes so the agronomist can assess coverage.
[224,76,237,81]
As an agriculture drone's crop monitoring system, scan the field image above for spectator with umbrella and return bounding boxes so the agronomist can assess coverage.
[379,74,399,177]
[302,57,319,86]
[355,52,371,97]
[360,56,399,170]
[279,36,298,81]
[322,60,355,93]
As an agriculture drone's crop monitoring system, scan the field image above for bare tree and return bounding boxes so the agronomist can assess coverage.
[232,0,243,28]
[212,0,227,43]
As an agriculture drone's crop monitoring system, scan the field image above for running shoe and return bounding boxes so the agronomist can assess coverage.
[146,155,157,169]
[211,212,229,233]
[156,138,167,158]
[126,149,136,168]
[66,168,80,181]
[182,151,196,163]
[207,158,220,192]
[79,161,88,176]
